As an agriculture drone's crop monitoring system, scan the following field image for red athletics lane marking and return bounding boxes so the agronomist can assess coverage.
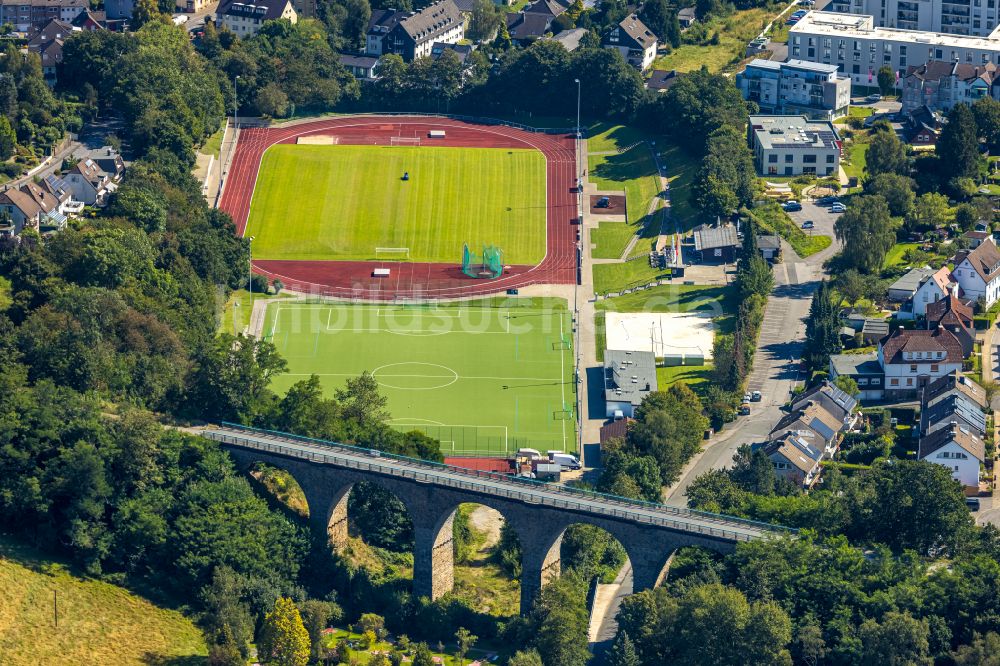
[218,116,578,300]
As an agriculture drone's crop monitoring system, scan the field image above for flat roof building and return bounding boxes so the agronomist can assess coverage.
[748,114,842,177]
[736,59,851,120]
[789,11,1000,84]
[828,0,1000,37]
[604,350,657,418]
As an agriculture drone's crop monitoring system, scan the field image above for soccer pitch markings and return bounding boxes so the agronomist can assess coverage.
[264,302,575,455]
[244,144,548,265]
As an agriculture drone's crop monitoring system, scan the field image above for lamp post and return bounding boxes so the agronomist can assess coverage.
[248,235,255,307]
[234,74,241,129]
[574,78,581,139]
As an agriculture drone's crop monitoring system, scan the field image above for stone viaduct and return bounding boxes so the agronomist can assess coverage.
[204,425,792,614]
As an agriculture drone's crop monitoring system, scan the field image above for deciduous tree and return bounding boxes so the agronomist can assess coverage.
[258,597,310,666]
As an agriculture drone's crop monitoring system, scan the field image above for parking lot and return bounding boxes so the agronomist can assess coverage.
[783,200,842,240]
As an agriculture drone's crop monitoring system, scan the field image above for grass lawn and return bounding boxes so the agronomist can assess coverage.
[218,288,295,335]
[848,106,875,118]
[199,123,226,158]
[591,221,637,259]
[659,142,700,231]
[884,242,922,268]
[246,144,547,264]
[263,300,575,456]
[654,5,784,73]
[751,202,833,258]
[586,123,650,154]
[588,145,660,225]
[0,534,206,665]
[592,261,674,295]
[656,363,713,393]
[843,142,869,182]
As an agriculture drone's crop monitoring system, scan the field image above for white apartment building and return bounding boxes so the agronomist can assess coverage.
[748,115,842,176]
[789,11,1000,84]
[736,59,851,120]
[216,0,297,37]
[829,0,1000,37]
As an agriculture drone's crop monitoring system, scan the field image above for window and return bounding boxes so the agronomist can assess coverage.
[890,378,899,386]
[907,378,914,386]
[826,154,835,163]
[785,154,793,162]
[858,378,869,385]
[803,154,817,163]
[910,364,917,372]
[785,167,793,175]
[768,166,777,174]
[768,154,778,163]
[936,48,943,58]
[931,364,939,372]
[872,378,881,385]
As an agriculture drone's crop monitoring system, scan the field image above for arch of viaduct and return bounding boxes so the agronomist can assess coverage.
[206,426,789,614]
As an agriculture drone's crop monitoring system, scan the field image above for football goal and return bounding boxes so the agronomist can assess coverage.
[390,136,421,146]
[375,247,410,261]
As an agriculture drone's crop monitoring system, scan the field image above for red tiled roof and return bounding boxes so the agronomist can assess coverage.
[879,326,965,365]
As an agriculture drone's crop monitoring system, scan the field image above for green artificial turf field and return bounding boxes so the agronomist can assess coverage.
[245,144,547,264]
[263,301,576,455]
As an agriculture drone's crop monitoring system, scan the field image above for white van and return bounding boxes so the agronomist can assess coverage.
[548,452,581,470]
[516,448,542,460]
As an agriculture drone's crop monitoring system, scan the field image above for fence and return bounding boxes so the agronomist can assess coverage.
[246,111,577,136]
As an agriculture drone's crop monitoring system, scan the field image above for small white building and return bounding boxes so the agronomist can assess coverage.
[215,0,297,38]
[63,158,116,206]
[911,266,957,318]
[951,241,1000,308]
[602,14,658,71]
[918,423,983,490]
[748,115,841,177]
[603,349,657,418]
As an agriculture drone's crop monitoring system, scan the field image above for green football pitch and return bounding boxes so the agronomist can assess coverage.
[244,144,548,264]
[263,301,576,456]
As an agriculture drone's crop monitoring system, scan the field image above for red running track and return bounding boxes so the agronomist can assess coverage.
[218,115,579,300]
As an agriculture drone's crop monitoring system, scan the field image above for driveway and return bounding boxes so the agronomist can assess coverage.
[784,200,841,240]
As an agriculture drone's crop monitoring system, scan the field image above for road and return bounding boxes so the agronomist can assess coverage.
[10,117,125,189]
[664,201,842,507]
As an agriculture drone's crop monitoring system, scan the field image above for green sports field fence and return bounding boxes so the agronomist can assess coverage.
[388,423,573,457]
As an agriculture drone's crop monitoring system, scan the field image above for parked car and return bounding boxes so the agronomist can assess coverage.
[830,203,846,213]
[817,195,835,205]
[739,403,751,416]
[595,196,610,208]
[743,392,752,403]
[865,93,882,103]
[966,497,981,511]
[783,201,802,212]
[751,390,762,402]
[801,220,815,229]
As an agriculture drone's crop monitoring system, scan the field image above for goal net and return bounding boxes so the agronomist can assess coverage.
[375,247,410,260]
[390,136,421,146]
[462,243,503,279]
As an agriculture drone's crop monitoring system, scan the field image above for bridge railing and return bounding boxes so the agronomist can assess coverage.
[209,423,797,539]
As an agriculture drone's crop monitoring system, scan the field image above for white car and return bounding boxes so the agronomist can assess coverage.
[830,203,846,213]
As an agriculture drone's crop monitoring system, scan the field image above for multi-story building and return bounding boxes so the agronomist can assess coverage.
[901,59,998,111]
[0,0,87,32]
[602,14,658,71]
[828,0,1000,37]
[366,1,463,62]
[747,115,842,176]
[877,326,965,397]
[952,240,1000,307]
[215,0,296,37]
[736,59,851,120]
[789,11,1000,84]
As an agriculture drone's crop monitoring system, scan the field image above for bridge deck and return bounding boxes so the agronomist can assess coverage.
[202,425,792,543]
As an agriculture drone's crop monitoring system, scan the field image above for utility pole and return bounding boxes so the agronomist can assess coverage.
[233,74,241,130]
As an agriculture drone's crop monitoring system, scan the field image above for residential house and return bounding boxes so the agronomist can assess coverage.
[748,115,841,177]
[603,349,658,418]
[861,318,889,345]
[523,0,568,19]
[791,381,858,426]
[692,224,739,263]
[0,0,87,31]
[550,27,588,52]
[505,11,551,44]
[602,14,658,71]
[921,393,987,437]
[0,181,67,235]
[40,174,82,217]
[215,0,297,38]
[887,265,936,302]
[923,370,988,411]
[340,54,380,81]
[909,266,956,318]
[952,240,1000,308]
[177,0,214,12]
[63,158,116,206]
[829,353,885,401]
[903,106,943,146]
[963,230,994,249]
[678,6,696,28]
[764,432,825,488]
[72,8,116,29]
[925,294,975,357]
[901,60,998,114]
[646,69,682,92]
[877,326,966,397]
[769,399,846,454]
[87,146,126,181]
[758,234,782,261]
[26,18,76,85]
[736,59,851,120]
[366,1,463,61]
[918,423,984,489]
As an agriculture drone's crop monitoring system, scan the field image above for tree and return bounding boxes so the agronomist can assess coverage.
[507,649,544,666]
[834,375,860,397]
[877,65,895,96]
[256,82,290,118]
[186,334,288,421]
[0,114,15,159]
[804,280,842,371]
[606,630,640,666]
[529,574,591,666]
[455,627,477,665]
[939,103,983,180]
[866,129,910,178]
[201,566,254,661]
[834,195,896,272]
[730,444,777,495]
[412,643,435,666]
[864,172,915,217]
[952,632,1000,665]
[954,203,980,231]
[859,612,932,666]
[467,0,501,42]
[973,97,1000,151]
[693,126,757,218]
[298,600,342,660]
[906,192,951,232]
[258,597,310,666]
[640,0,680,47]
[131,0,163,29]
